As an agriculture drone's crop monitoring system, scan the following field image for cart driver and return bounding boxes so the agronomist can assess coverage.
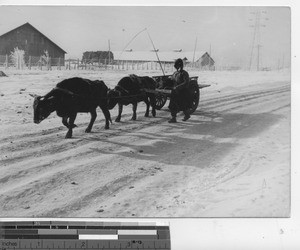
[168,58,192,123]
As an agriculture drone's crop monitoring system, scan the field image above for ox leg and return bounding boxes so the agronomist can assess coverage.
[131,102,137,121]
[62,116,77,129]
[85,109,97,133]
[62,117,69,128]
[65,113,77,139]
[144,98,150,117]
[115,103,123,122]
[150,94,156,117]
[99,106,111,129]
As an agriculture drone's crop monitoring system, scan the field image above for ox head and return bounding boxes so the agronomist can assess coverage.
[30,94,56,124]
[107,89,120,110]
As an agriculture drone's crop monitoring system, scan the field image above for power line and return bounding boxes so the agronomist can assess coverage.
[248,10,268,71]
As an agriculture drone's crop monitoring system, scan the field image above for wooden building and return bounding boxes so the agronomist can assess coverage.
[113,50,215,70]
[0,22,66,61]
[196,52,215,69]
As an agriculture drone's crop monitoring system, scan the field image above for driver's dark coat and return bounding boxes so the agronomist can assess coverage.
[168,69,192,114]
[171,69,189,89]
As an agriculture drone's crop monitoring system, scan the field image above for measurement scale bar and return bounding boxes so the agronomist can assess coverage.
[78,234,118,240]
[38,229,77,235]
[118,230,157,235]
[0,221,171,249]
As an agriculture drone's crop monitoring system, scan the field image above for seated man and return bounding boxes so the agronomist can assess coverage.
[168,58,192,123]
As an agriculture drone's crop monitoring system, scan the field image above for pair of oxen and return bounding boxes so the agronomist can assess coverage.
[31,75,157,138]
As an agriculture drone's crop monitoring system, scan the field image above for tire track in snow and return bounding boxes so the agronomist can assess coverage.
[0,82,290,217]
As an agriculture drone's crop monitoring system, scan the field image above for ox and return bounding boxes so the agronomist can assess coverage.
[31,77,111,138]
[107,75,156,122]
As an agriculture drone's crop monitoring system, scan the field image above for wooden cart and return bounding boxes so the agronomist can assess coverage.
[147,75,210,114]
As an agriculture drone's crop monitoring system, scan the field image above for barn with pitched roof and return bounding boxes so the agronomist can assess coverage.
[0,22,66,60]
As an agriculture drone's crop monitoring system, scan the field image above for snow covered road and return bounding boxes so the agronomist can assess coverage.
[0,69,290,217]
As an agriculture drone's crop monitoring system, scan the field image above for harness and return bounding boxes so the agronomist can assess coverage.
[53,87,79,97]
[115,85,130,95]
[111,77,147,100]
[111,87,146,100]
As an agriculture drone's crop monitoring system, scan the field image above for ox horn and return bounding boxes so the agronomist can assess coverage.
[29,93,39,98]
[29,93,44,100]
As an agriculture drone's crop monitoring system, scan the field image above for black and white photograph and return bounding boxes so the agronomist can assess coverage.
[0,3,291,221]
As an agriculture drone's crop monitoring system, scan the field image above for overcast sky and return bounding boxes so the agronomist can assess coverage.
[0,5,290,68]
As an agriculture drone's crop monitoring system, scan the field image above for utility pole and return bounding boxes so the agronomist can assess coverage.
[108,39,111,64]
[192,37,197,66]
[257,44,262,71]
[208,44,212,70]
[248,9,268,71]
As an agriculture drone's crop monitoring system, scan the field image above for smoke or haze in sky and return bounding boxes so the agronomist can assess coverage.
[0,5,290,69]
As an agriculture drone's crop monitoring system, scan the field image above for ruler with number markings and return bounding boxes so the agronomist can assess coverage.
[0,221,170,249]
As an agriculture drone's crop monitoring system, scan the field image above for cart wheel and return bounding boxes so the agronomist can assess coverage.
[189,80,200,114]
[155,94,168,110]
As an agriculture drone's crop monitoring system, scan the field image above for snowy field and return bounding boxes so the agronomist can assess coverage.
[0,68,290,217]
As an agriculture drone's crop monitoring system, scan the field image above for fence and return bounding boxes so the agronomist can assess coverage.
[0,54,216,71]
[0,55,65,70]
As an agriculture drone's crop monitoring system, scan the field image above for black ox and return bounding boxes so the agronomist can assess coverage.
[31,77,111,138]
[107,75,156,122]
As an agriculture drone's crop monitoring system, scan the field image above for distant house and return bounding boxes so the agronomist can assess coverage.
[113,50,215,70]
[0,22,66,61]
[196,52,215,70]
